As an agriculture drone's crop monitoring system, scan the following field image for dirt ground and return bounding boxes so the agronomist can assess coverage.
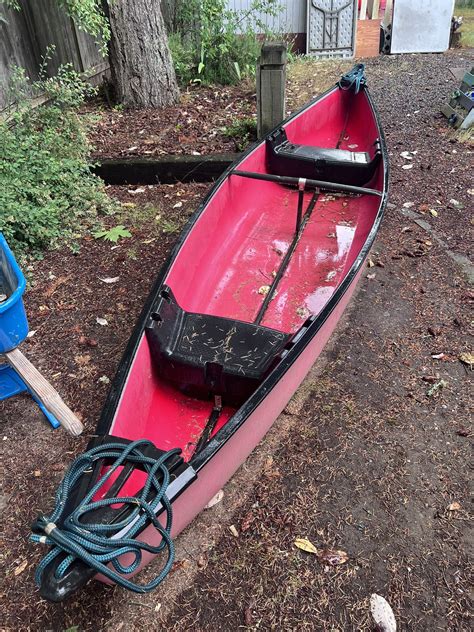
[1,51,473,631]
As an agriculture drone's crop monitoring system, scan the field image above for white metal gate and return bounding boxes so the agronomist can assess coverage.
[307,0,357,57]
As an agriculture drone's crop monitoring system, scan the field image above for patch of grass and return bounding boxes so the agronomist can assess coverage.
[455,5,474,46]
[223,117,257,150]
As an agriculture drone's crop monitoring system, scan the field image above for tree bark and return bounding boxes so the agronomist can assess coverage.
[106,0,179,108]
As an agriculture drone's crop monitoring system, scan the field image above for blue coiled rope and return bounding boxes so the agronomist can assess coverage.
[338,63,367,94]
[31,439,181,593]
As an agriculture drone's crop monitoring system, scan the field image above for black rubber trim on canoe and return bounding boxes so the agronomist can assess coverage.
[94,83,389,475]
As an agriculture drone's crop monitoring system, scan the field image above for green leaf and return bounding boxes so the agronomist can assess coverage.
[233,61,241,80]
[198,61,205,75]
[93,225,132,243]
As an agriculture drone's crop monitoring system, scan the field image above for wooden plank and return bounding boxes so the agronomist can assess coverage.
[367,0,380,19]
[440,103,462,128]
[360,0,368,20]
[4,348,84,436]
[94,153,240,185]
[356,19,381,57]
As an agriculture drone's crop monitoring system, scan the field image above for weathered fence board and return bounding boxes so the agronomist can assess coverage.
[0,0,104,110]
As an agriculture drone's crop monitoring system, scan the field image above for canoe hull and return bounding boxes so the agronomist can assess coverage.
[98,261,365,582]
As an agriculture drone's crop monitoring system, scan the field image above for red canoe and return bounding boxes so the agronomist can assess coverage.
[33,67,388,601]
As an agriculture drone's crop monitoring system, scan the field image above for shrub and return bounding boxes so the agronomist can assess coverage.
[0,62,113,256]
[168,0,282,86]
[223,117,257,150]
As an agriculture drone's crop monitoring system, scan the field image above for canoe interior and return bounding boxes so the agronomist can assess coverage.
[97,86,384,500]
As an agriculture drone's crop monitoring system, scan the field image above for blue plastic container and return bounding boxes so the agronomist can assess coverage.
[0,233,28,353]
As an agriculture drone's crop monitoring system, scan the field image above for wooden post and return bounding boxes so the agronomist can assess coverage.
[4,348,84,436]
[367,0,380,19]
[256,42,287,139]
[359,0,368,19]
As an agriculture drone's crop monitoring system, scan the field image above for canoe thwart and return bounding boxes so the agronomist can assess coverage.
[231,170,382,197]
[145,286,290,406]
[267,127,381,186]
[4,347,83,436]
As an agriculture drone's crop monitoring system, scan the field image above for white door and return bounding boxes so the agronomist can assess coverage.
[390,0,454,54]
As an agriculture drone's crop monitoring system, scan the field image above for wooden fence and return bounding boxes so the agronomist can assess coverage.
[0,0,106,110]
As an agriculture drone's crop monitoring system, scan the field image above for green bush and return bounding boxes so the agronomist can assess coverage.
[0,63,112,256]
[223,117,257,150]
[169,0,282,86]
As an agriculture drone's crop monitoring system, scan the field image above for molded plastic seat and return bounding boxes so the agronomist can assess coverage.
[145,286,290,405]
[267,127,381,186]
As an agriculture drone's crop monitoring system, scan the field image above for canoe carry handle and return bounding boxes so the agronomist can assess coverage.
[231,170,382,197]
[4,348,84,436]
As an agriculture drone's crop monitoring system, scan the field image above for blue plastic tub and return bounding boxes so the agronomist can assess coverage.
[0,234,28,353]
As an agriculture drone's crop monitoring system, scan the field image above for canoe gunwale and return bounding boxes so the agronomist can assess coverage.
[95,83,389,471]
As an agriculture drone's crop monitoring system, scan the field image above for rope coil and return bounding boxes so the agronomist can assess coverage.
[31,439,181,594]
[338,64,367,94]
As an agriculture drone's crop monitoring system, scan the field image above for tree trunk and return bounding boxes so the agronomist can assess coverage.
[106,0,179,108]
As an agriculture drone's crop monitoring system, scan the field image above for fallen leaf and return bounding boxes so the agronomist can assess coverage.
[467,188,474,196]
[456,427,469,437]
[121,202,136,209]
[258,285,270,295]
[326,270,337,281]
[402,202,414,208]
[368,258,375,268]
[400,151,413,160]
[74,354,91,366]
[427,379,447,397]
[127,187,146,195]
[98,276,120,284]
[402,164,413,170]
[34,470,41,477]
[459,352,474,368]
[229,524,239,537]
[317,548,349,565]
[205,489,224,508]
[45,275,71,298]
[294,537,318,554]
[96,317,108,326]
[431,352,445,360]
[0,293,7,302]
[447,501,461,511]
[79,336,98,348]
[429,209,438,217]
[14,560,28,576]
[27,330,36,338]
[173,201,183,209]
[197,554,207,568]
[367,273,376,280]
[370,594,397,632]
[99,375,110,384]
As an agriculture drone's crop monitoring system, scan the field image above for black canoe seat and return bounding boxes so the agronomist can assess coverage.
[145,286,290,405]
[267,127,381,187]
